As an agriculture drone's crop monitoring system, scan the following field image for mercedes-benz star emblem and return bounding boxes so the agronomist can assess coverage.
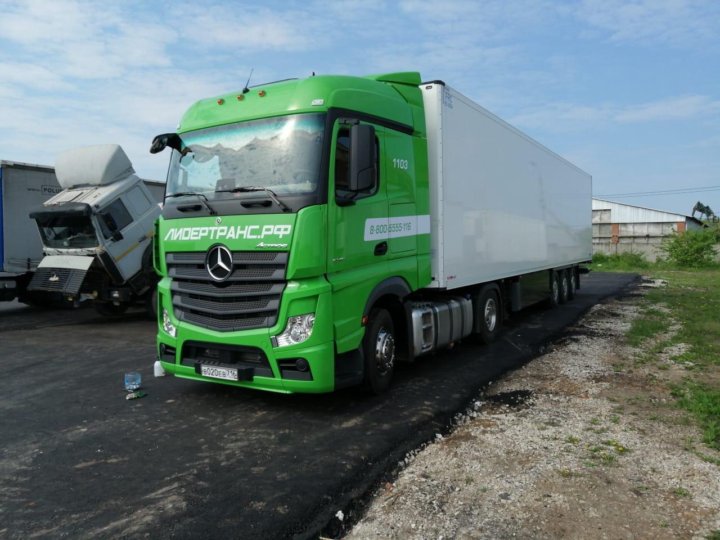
[206,245,233,282]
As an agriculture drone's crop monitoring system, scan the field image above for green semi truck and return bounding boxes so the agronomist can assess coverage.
[150,72,592,394]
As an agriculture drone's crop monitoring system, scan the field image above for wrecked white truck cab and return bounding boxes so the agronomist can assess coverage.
[28,144,163,316]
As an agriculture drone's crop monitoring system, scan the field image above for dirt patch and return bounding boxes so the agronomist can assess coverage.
[345,295,720,539]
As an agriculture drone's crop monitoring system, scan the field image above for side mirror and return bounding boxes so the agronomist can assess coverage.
[150,133,183,154]
[349,124,376,192]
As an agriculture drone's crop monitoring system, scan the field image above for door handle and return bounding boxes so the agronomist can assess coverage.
[374,241,388,256]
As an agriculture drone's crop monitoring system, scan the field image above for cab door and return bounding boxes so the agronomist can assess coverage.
[99,186,155,282]
[327,119,389,351]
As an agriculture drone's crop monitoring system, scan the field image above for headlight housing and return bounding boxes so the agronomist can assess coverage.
[162,308,177,338]
[274,313,315,347]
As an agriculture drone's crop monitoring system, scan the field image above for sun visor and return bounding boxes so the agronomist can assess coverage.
[55,144,135,189]
[29,202,92,220]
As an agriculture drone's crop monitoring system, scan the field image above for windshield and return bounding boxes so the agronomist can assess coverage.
[36,216,98,249]
[166,113,325,198]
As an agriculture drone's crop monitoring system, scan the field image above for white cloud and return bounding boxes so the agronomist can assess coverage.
[0,62,73,90]
[0,0,176,80]
[511,95,720,132]
[614,95,720,123]
[170,4,325,51]
[574,0,720,48]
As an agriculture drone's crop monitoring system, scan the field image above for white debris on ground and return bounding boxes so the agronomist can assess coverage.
[345,296,720,539]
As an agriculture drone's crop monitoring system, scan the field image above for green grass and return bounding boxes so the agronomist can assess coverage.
[671,384,720,449]
[626,308,671,348]
[590,258,720,453]
[591,252,653,271]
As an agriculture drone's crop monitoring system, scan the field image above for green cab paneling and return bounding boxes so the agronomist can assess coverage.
[286,205,326,280]
[179,74,417,134]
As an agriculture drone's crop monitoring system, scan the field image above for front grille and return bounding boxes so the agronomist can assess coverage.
[28,267,87,295]
[166,251,287,332]
[181,341,274,377]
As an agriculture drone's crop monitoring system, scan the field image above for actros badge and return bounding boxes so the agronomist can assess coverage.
[206,245,233,282]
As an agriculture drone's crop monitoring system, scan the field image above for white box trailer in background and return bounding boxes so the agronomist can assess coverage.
[420,82,591,303]
[0,161,61,303]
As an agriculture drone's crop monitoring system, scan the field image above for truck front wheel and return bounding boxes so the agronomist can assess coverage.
[363,308,396,394]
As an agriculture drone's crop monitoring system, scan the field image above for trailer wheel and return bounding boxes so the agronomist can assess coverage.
[567,269,577,300]
[95,301,129,317]
[363,308,396,394]
[559,271,570,304]
[548,271,561,307]
[477,288,501,344]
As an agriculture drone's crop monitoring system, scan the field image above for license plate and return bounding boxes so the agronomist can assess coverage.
[200,364,238,381]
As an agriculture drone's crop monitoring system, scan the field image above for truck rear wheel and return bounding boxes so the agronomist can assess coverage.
[363,308,395,394]
[477,288,501,344]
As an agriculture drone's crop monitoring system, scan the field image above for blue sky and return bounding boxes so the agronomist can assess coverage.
[1,0,718,216]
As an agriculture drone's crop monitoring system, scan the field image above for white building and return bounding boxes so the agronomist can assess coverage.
[592,199,704,260]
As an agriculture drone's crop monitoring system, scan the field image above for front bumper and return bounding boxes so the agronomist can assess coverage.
[156,276,337,394]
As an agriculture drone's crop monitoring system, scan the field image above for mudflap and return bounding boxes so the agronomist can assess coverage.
[334,348,364,390]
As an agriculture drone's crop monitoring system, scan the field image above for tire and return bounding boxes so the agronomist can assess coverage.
[477,288,501,344]
[145,287,158,319]
[548,271,561,307]
[362,308,396,394]
[567,269,577,300]
[95,301,129,317]
[559,270,570,304]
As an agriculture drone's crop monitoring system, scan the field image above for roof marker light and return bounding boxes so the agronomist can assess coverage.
[258,90,266,97]
[237,95,244,101]
[217,98,225,105]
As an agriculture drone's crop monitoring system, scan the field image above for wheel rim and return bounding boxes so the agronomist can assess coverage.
[561,275,569,297]
[484,298,497,332]
[552,278,559,303]
[570,272,577,291]
[374,327,395,375]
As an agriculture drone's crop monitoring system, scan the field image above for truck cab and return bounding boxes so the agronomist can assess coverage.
[29,144,163,316]
[152,73,430,393]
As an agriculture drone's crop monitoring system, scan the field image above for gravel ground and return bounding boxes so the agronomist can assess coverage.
[345,285,720,539]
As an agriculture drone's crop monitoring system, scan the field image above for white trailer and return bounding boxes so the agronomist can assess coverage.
[422,82,592,290]
[0,160,62,303]
[403,82,592,357]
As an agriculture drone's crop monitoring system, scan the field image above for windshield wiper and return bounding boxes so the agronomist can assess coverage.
[216,186,292,213]
[165,191,217,215]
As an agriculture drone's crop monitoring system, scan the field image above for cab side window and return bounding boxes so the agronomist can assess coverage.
[99,198,133,238]
[334,127,379,200]
[335,131,351,192]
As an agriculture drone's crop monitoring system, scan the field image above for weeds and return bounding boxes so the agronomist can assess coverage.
[591,258,720,454]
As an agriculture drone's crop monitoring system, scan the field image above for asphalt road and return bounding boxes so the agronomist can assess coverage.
[0,272,638,539]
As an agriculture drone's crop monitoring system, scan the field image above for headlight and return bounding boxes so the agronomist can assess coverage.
[162,308,177,338]
[274,313,315,347]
